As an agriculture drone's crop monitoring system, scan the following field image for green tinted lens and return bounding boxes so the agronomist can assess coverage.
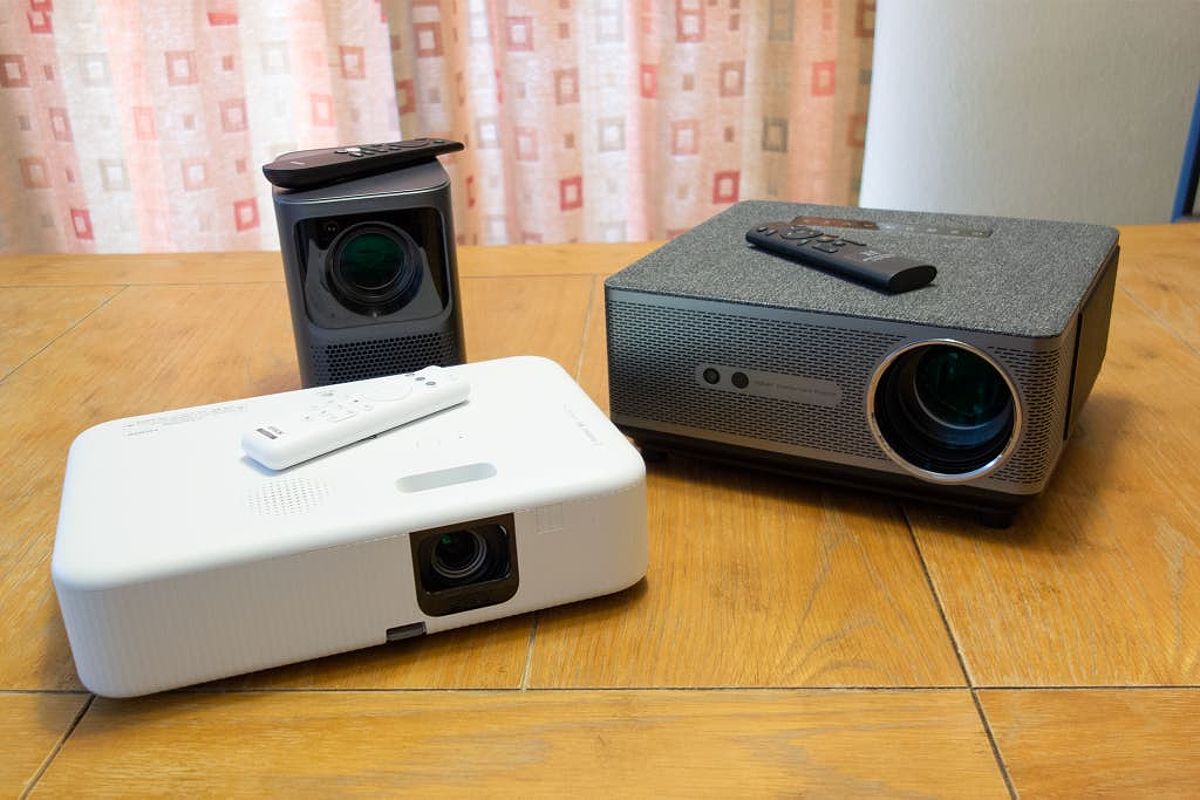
[914,346,1008,427]
[431,530,487,580]
[339,232,403,290]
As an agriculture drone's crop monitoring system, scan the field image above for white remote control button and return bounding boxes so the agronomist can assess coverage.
[241,366,469,470]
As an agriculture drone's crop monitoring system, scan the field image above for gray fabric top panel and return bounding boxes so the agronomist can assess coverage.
[605,201,1118,338]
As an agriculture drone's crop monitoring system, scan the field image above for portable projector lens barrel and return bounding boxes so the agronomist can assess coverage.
[870,340,1021,483]
[327,222,423,315]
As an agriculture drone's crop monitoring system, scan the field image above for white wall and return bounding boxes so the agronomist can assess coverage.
[859,0,1200,225]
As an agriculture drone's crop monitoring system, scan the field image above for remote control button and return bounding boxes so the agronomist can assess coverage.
[781,231,817,240]
[756,225,771,232]
[731,372,749,389]
[816,235,837,242]
[840,238,865,246]
[334,149,350,154]
[813,244,840,253]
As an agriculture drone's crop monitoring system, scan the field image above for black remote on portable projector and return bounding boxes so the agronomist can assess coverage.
[746,221,936,293]
[263,137,464,190]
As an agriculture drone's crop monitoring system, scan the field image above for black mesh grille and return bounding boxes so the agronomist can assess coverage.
[607,299,1070,487]
[310,330,459,385]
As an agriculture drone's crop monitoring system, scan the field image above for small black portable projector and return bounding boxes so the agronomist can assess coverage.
[604,201,1119,524]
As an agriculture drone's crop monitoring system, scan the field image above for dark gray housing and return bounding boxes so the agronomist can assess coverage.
[605,201,1119,521]
[272,160,464,386]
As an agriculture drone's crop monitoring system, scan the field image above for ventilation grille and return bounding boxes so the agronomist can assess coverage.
[607,300,1070,488]
[310,330,458,384]
[246,476,332,516]
[608,301,905,462]
[990,345,1071,484]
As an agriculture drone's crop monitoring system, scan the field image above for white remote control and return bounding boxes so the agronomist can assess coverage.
[241,366,469,470]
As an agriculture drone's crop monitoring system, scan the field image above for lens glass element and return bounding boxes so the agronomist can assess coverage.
[430,530,488,582]
[913,346,1009,429]
[326,223,423,315]
[338,232,404,290]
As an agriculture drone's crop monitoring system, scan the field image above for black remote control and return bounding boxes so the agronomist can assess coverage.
[745,221,937,293]
[262,137,464,190]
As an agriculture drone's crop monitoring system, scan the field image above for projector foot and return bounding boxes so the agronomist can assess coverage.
[635,443,669,463]
[978,509,1016,529]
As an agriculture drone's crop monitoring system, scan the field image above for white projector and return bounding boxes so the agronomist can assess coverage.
[53,356,647,697]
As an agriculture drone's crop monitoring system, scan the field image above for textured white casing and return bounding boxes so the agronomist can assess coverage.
[53,356,646,697]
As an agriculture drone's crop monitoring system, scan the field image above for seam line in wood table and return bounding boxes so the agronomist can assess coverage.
[21,694,94,800]
[0,285,128,384]
[0,273,613,290]
[573,277,600,385]
[1119,284,1200,361]
[162,685,977,695]
[0,281,285,289]
[904,506,1017,797]
[971,689,1018,800]
[978,684,1200,691]
[519,618,541,690]
[903,505,973,686]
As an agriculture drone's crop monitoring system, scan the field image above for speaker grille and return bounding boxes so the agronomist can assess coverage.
[246,476,331,516]
[608,301,905,462]
[607,299,1070,489]
[310,330,458,384]
[990,345,1070,484]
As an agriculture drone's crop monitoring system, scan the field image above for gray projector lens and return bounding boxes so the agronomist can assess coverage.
[872,341,1018,480]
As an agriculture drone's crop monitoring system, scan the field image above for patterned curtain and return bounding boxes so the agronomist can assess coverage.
[0,0,874,253]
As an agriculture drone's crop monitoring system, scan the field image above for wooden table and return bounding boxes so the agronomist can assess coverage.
[1,225,1198,797]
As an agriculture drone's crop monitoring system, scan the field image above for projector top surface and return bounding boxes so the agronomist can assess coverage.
[606,201,1119,338]
[53,357,643,591]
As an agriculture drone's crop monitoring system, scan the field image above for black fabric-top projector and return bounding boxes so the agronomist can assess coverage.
[604,201,1119,525]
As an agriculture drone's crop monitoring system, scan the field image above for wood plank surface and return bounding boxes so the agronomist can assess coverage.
[0,693,88,797]
[981,689,1200,798]
[0,242,656,287]
[34,690,1008,797]
[1115,223,1200,352]
[910,288,1200,686]
[529,457,965,687]
[0,275,592,691]
[0,286,120,380]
